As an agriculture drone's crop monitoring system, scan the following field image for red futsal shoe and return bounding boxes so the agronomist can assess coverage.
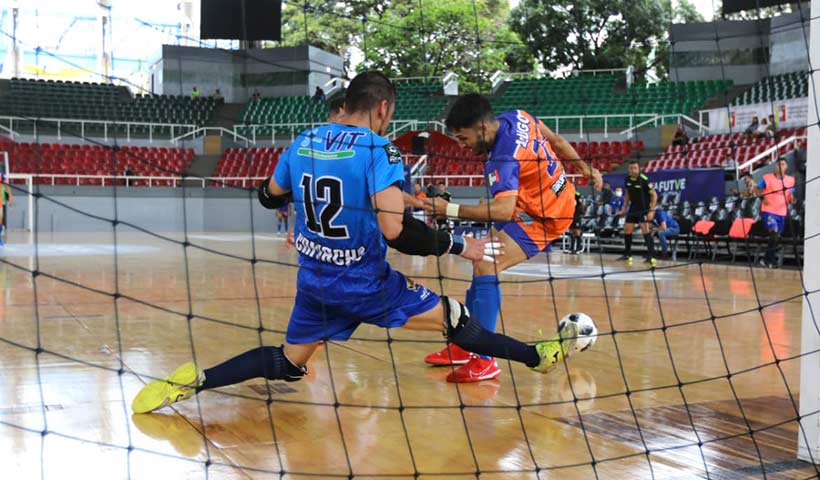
[446,356,501,383]
[424,344,473,366]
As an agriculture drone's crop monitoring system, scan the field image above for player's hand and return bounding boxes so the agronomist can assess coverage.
[286,230,295,247]
[591,168,603,192]
[422,197,449,218]
[618,210,626,218]
[461,235,503,263]
[646,211,655,222]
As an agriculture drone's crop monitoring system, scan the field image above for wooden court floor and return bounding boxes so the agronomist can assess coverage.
[0,231,817,480]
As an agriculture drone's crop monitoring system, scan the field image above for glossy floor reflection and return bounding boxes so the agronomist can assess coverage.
[0,231,816,479]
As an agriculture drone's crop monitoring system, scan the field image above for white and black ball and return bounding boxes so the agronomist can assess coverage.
[558,313,598,352]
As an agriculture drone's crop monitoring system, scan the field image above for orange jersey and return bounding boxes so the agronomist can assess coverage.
[486,110,576,253]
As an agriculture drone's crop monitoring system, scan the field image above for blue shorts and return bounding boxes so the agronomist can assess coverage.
[286,269,440,344]
[762,212,785,233]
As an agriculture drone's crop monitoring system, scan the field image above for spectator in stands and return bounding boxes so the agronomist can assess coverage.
[744,116,759,139]
[313,86,326,102]
[413,181,427,201]
[753,157,795,268]
[192,86,200,98]
[672,124,689,146]
[213,89,224,104]
[765,114,777,138]
[610,186,625,214]
[754,118,770,139]
[652,207,679,260]
[597,181,614,214]
[328,95,345,123]
[251,90,262,102]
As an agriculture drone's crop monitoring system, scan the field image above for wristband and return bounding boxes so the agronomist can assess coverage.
[446,202,461,218]
[449,234,465,255]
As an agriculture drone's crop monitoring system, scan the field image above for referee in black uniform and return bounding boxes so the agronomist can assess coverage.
[617,160,658,266]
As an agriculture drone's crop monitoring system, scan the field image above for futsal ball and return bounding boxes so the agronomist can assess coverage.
[558,313,598,353]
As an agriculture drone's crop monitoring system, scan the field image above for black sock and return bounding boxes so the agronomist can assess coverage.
[453,318,540,368]
[624,235,632,255]
[644,233,655,257]
[198,346,302,391]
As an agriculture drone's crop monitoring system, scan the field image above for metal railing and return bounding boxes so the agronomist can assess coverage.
[0,115,198,143]
[170,126,254,146]
[735,134,804,177]
[231,119,448,144]
[618,113,710,137]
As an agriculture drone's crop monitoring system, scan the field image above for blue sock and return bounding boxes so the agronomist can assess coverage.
[471,275,501,360]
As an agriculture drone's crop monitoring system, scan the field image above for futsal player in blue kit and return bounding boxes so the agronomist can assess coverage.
[132,72,586,414]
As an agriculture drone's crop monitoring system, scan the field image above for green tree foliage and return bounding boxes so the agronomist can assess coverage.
[509,0,703,80]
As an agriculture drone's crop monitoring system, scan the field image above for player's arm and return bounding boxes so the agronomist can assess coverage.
[538,122,603,190]
[423,194,516,222]
[258,177,292,209]
[403,191,423,210]
[374,185,500,262]
[258,150,293,209]
[6,183,13,207]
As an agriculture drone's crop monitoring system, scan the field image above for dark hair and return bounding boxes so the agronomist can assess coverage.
[328,94,345,114]
[445,93,494,130]
[777,156,788,163]
[344,71,396,114]
[628,159,640,166]
[437,181,446,186]
[742,173,754,180]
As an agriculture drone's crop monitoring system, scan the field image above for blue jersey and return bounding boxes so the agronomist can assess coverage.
[273,124,405,301]
[653,209,679,230]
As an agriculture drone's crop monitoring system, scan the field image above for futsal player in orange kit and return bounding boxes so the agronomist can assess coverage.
[422,93,602,382]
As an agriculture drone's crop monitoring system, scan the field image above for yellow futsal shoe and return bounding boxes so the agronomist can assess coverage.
[132,362,205,414]
[531,321,579,374]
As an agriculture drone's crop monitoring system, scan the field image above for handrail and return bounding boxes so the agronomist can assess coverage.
[570,67,628,77]
[410,155,428,177]
[170,126,254,145]
[735,134,803,176]
[0,115,198,142]
[618,113,710,137]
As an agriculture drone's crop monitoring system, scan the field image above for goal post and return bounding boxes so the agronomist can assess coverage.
[798,0,820,463]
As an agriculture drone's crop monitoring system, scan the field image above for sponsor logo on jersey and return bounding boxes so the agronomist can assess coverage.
[515,111,531,150]
[296,148,355,160]
[550,171,567,197]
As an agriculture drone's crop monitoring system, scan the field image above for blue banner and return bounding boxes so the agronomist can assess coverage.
[603,168,724,203]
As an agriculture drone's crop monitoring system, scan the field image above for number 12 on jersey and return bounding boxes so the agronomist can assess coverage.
[300,174,349,239]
